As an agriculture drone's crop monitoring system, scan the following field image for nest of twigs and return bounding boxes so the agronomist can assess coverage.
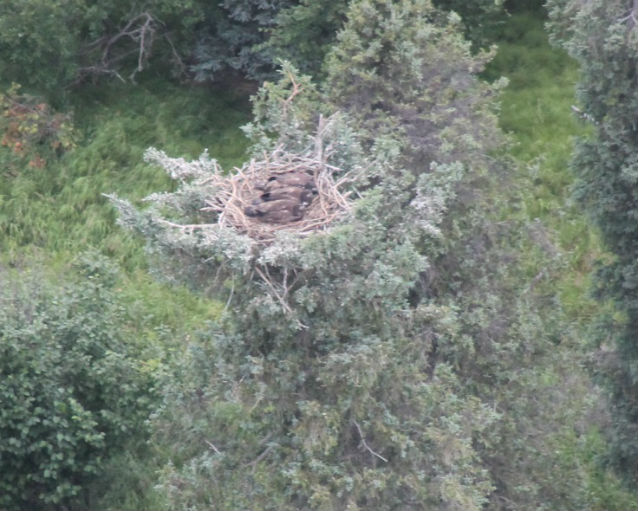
[200,147,354,243]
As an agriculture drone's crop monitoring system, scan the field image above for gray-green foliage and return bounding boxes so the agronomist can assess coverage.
[325,0,506,172]
[547,0,638,486]
[0,255,156,510]
[325,1,607,509]
[190,0,508,85]
[111,60,500,508]
[190,0,349,83]
[109,1,607,509]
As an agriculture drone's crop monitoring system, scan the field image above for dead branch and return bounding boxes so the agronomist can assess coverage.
[255,266,294,315]
[281,70,303,116]
[74,11,184,85]
[204,439,222,454]
[353,420,388,463]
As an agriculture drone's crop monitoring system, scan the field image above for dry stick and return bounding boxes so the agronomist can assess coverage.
[157,219,217,230]
[205,439,222,455]
[281,71,303,116]
[353,420,388,463]
[246,444,276,472]
[134,15,153,74]
[254,266,293,315]
[163,33,186,75]
[254,266,308,329]
[222,278,235,315]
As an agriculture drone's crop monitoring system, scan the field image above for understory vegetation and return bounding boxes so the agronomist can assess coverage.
[0,1,636,510]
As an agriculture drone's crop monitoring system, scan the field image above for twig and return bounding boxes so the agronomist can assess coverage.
[255,266,308,329]
[255,266,293,315]
[157,219,217,230]
[222,278,235,315]
[245,445,275,472]
[281,70,303,116]
[205,439,222,455]
[353,420,388,463]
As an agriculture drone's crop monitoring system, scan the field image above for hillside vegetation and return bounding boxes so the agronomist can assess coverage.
[0,1,635,509]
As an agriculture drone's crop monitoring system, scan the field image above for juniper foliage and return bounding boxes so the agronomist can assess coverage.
[547,0,638,486]
[325,1,604,509]
[110,61,500,508]
[109,1,606,509]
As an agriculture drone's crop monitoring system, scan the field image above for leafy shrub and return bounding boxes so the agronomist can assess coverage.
[0,255,157,510]
[0,83,75,170]
[0,0,204,93]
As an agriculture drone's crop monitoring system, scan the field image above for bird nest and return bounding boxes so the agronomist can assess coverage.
[200,148,355,243]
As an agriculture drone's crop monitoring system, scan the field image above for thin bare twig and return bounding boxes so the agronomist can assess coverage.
[255,266,293,315]
[205,439,222,455]
[281,70,303,116]
[222,278,235,315]
[353,420,388,463]
[245,445,275,473]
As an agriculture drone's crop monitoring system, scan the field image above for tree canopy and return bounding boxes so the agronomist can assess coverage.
[547,0,638,485]
[107,2,611,509]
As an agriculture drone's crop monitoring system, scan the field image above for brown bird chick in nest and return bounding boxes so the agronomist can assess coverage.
[256,171,317,193]
[245,171,317,224]
[245,198,305,223]
[259,185,314,205]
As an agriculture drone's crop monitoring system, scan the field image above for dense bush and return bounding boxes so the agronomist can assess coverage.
[0,255,157,510]
[547,0,638,487]
[0,83,75,171]
[0,0,204,93]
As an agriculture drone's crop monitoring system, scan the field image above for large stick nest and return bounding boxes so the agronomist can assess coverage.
[200,146,356,244]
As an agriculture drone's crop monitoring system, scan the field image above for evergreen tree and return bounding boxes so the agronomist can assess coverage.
[190,0,291,83]
[111,65,496,509]
[547,0,638,486]
[265,0,350,79]
[325,1,604,509]
[110,1,609,509]
[432,0,506,48]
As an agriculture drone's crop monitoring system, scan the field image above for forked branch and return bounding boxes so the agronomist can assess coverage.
[353,420,388,463]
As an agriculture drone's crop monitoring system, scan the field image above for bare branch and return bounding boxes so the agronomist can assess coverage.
[222,278,235,315]
[205,439,222,454]
[353,420,388,463]
[245,445,276,473]
[281,70,303,116]
[75,11,167,85]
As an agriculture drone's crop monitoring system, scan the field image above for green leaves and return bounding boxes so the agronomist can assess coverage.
[0,0,205,93]
[0,259,156,509]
